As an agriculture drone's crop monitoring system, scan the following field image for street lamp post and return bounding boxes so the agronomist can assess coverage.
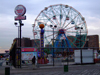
[50,25,57,66]
[14,22,20,46]
[80,27,83,65]
[14,21,24,68]
[14,5,26,68]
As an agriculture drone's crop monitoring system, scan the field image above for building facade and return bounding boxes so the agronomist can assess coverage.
[13,35,99,49]
[14,37,40,48]
[84,35,99,50]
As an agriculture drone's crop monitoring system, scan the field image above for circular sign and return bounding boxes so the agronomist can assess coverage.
[15,5,26,16]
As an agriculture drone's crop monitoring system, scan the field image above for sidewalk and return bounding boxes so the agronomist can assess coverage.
[1,62,100,75]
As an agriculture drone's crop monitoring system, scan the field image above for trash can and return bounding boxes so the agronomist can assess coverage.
[6,62,8,65]
[5,67,10,75]
[64,65,68,72]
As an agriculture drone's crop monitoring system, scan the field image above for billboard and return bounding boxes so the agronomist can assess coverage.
[22,52,37,60]
[21,48,37,64]
[21,48,37,52]
[14,5,26,20]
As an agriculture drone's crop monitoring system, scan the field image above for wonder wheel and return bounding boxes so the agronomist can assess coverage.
[33,4,88,50]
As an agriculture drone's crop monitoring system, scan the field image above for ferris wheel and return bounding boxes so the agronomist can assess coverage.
[33,4,88,50]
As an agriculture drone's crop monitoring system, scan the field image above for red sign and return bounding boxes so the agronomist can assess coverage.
[15,5,26,16]
[21,48,37,52]
[15,16,26,20]
[14,5,26,20]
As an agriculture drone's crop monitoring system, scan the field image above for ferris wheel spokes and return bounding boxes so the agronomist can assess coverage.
[60,4,63,27]
[45,33,58,45]
[42,11,56,25]
[63,13,80,29]
[37,21,51,28]
[65,22,85,30]
[67,36,77,47]
[51,6,60,26]
[60,5,70,27]
[61,7,71,28]
[44,32,57,38]
[66,33,86,43]
[33,4,87,50]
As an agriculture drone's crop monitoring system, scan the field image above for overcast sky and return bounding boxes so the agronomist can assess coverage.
[0,0,100,53]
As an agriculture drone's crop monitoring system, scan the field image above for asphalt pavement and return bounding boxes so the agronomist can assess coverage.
[0,61,100,75]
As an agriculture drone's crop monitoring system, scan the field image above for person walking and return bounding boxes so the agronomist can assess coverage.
[32,56,36,69]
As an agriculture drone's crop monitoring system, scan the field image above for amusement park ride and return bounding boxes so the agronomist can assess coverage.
[33,4,88,56]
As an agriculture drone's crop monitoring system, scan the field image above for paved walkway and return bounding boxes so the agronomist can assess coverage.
[0,62,100,75]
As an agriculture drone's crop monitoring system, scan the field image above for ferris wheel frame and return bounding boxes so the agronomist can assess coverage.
[33,4,88,50]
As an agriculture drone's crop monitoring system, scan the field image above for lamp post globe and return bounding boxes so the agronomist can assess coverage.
[39,24,44,29]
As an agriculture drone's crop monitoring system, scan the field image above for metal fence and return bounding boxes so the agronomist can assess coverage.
[10,47,100,68]
[37,47,100,65]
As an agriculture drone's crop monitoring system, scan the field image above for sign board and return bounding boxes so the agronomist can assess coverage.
[22,52,37,60]
[21,48,37,64]
[15,5,26,16]
[15,15,26,20]
[21,48,37,52]
[14,5,26,20]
